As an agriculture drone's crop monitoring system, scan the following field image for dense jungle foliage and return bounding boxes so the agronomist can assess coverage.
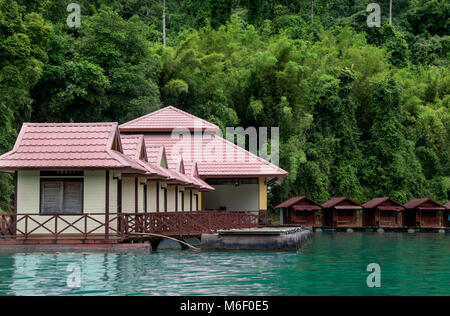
[0,0,449,212]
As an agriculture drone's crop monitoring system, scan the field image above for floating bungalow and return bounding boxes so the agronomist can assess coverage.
[403,198,445,228]
[0,107,288,244]
[322,197,362,227]
[275,197,322,226]
[363,198,404,227]
[445,202,450,228]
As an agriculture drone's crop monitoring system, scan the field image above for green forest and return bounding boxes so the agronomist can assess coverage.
[0,0,449,212]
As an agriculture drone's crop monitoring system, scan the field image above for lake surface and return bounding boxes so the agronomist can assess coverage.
[0,233,449,296]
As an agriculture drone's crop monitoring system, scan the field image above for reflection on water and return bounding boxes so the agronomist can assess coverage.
[0,233,449,296]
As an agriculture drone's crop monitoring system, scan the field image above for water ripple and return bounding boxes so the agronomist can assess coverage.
[0,233,448,296]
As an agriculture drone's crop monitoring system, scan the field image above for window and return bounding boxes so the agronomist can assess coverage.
[40,180,83,215]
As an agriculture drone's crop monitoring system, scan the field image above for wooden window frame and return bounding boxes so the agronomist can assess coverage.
[39,178,84,215]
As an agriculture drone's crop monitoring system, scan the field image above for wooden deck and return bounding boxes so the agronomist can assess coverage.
[0,211,266,244]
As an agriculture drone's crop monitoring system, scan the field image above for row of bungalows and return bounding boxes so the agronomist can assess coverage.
[276,197,449,228]
[0,106,288,242]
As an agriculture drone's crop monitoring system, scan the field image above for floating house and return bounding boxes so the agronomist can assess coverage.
[445,202,450,228]
[275,197,322,226]
[120,106,287,212]
[363,198,404,227]
[403,198,445,228]
[322,197,362,227]
[0,107,287,243]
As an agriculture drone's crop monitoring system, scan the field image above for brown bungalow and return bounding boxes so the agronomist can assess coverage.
[322,197,362,227]
[403,198,445,228]
[363,198,404,227]
[275,197,322,226]
[443,202,450,228]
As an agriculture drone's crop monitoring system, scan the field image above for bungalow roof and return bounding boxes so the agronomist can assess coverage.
[0,123,146,173]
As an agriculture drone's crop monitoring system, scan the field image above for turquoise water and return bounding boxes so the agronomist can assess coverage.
[0,233,449,296]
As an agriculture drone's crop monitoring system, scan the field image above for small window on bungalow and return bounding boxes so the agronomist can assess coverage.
[41,180,83,215]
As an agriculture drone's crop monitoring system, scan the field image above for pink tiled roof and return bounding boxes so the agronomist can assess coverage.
[177,159,214,192]
[145,146,194,186]
[143,133,288,178]
[120,135,170,179]
[363,197,404,209]
[120,106,220,133]
[403,198,444,210]
[444,202,450,209]
[322,197,362,209]
[0,123,146,172]
[121,134,147,161]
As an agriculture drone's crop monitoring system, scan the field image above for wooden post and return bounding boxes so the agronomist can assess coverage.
[144,183,147,213]
[156,182,160,213]
[13,171,17,236]
[175,186,178,212]
[135,178,138,214]
[117,178,122,235]
[105,171,110,239]
[181,190,184,212]
[164,187,167,212]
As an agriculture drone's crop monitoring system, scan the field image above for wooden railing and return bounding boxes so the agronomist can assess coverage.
[0,211,267,241]
[122,211,266,237]
[0,213,123,241]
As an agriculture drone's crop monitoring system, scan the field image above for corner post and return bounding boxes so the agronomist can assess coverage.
[105,171,109,240]
[13,171,17,236]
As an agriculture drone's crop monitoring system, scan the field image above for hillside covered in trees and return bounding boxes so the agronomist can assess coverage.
[0,0,448,212]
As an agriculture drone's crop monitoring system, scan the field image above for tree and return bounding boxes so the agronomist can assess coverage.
[162,0,166,46]
[79,7,162,122]
[0,0,50,211]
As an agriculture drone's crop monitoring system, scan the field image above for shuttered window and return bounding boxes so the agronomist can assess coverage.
[41,180,83,214]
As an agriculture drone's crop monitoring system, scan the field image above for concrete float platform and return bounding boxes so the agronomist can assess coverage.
[0,243,152,254]
[201,227,312,251]
[314,227,449,233]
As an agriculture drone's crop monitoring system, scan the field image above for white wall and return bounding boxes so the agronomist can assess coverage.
[138,180,144,213]
[84,171,106,212]
[17,171,40,214]
[147,182,157,213]
[204,184,259,211]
